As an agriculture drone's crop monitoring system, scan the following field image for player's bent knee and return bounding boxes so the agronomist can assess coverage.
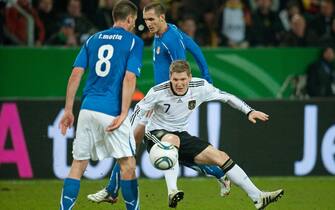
[208,148,230,165]
[219,150,230,160]
[194,146,230,166]
[162,134,180,148]
[194,148,214,165]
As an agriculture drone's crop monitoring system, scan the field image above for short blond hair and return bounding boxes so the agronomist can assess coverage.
[169,60,192,76]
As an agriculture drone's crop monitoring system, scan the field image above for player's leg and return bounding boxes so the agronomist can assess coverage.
[60,160,88,210]
[182,162,230,196]
[146,130,184,208]
[60,110,91,210]
[87,162,120,203]
[86,111,140,209]
[108,116,140,210]
[160,133,181,194]
[147,130,181,195]
[87,124,146,203]
[195,146,261,200]
[191,164,225,179]
[118,156,140,210]
[106,163,121,198]
[176,132,231,196]
[195,145,283,209]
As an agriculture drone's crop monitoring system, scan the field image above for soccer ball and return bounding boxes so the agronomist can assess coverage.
[149,142,178,170]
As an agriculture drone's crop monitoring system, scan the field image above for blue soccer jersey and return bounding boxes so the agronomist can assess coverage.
[73,27,144,116]
[153,24,212,84]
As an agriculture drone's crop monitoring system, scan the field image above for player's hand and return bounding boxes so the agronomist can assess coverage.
[106,113,127,132]
[248,110,269,124]
[59,111,74,135]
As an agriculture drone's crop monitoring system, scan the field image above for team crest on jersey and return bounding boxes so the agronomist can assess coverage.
[188,100,196,110]
[156,46,160,54]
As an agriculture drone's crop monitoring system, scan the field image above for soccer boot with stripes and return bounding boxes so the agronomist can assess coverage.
[168,190,184,208]
[87,188,118,204]
[254,189,284,210]
[218,175,231,197]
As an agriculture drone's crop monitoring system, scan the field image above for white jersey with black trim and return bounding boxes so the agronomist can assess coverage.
[130,78,253,132]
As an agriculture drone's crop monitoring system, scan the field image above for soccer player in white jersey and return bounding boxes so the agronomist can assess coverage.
[132,60,284,210]
[58,1,143,210]
[88,2,229,208]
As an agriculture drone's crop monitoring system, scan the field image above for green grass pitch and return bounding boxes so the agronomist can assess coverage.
[1,177,334,210]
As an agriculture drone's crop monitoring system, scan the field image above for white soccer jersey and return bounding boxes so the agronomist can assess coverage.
[130,78,253,132]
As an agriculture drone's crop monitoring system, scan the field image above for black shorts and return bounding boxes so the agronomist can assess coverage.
[145,129,210,165]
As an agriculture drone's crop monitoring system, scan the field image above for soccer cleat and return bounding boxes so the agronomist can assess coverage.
[168,190,184,208]
[87,188,118,204]
[218,175,231,197]
[254,189,284,210]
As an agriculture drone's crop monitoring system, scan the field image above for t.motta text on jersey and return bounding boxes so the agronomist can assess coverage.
[98,34,122,40]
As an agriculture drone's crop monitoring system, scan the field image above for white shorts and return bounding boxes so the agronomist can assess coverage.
[72,109,136,161]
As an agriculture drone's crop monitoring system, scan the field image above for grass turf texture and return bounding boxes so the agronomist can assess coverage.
[1,177,334,210]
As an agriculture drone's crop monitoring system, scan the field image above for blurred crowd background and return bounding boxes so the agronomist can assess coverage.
[1,0,335,48]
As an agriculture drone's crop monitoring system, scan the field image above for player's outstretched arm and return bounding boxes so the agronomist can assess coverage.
[248,110,269,124]
[59,67,84,135]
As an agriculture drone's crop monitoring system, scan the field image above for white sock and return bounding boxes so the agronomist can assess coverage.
[164,161,180,195]
[226,164,261,201]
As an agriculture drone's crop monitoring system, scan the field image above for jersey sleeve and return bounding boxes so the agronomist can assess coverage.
[73,43,88,69]
[181,31,213,83]
[129,88,158,127]
[126,36,144,77]
[201,80,253,114]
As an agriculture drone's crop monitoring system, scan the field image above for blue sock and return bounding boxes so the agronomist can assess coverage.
[121,179,140,210]
[183,162,225,179]
[198,165,225,179]
[60,178,80,210]
[106,163,121,198]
